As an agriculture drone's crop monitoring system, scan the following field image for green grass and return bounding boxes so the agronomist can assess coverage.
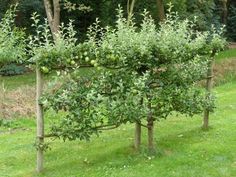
[0,81,236,177]
[0,49,236,177]
[0,72,35,90]
[0,67,94,90]
[216,48,236,63]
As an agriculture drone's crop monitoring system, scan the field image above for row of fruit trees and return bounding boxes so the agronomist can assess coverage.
[0,5,226,172]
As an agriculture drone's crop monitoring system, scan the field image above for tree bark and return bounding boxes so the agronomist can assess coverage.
[127,0,136,25]
[203,58,214,130]
[156,0,165,22]
[134,122,141,150]
[43,0,60,40]
[222,0,228,25]
[147,100,154,151]
[53,0,60,33]
[36,65,44,172]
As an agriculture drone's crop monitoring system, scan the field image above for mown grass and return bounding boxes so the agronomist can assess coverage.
[0,49,236,177]
[0,72,35,90]
[0,67,94,90]
[1,84,236,176]
[215,48,236,63]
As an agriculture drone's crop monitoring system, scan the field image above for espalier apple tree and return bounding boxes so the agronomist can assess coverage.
[39,8,225,150]
[29,7,225,172]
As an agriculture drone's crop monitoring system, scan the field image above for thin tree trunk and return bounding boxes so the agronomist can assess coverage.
[127,0,136,25]
[156,0,165,22]
[36,65,44,172]
[147,99,154,151]
[52,0,60,33]
[134,122,141,150]
[127,0,141,150]
[222,0,228,25]
[203,58,214,130]
[43,0,60,40]
[43,0,54,34]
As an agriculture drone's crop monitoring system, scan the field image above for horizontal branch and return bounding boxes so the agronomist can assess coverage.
[97,124,119,130]
[140,123,148,128]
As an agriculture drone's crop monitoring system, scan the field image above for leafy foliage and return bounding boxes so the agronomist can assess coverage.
[28,13,80,73]
[0,5,26,66]
[27,7,226,141]
[0,63,27,76]
[227,5,236,41]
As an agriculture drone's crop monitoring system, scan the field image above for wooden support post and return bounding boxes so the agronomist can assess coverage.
[36,65,44,172]
[147,99,154,152]
[134,122,141,150]
[147,118,154,151]
[203,58,214,130]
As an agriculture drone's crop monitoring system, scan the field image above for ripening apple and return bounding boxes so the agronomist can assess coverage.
[85,57,90,62]
[41,66,49,73]
[90,60,96,65]
[70,60,76,65]
[94,63,98,67]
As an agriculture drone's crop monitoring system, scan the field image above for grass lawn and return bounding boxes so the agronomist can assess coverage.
[216,48,236,63]
[0,49,236,177]
[0,67,95,90]
[0,80,236,177]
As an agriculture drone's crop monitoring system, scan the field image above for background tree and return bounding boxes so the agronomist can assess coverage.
[43,0,60,39]
[0,5,25,67]
[156,0,165,21]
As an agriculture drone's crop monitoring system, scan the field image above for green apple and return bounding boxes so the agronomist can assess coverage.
[90,60,96,65]
[41,66,49,73]
[70,60,76,65]
[85,57,90,62]
[94,63,98,67]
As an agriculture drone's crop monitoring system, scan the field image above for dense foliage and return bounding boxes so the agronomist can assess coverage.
[227,5,236,41]
[0,6,26,66]
[0,63,27,76]
[28,7,225,143]
[2,0,235,41]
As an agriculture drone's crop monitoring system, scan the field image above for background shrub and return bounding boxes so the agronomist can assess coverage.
[0,63,28,76]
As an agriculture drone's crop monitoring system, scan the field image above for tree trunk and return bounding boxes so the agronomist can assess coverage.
[147,100,154,151]
[156,0,165,22]
[222,0,228,25]
[52,0,60,33]
[36,65,44,172]
[134,122,141,150]
[43,0,60,40]
[127,0,136,25]
[134,97,143,150]
[203,58,214,130]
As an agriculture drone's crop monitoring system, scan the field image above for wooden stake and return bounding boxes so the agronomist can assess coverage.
[147,100,154,151]
[203,58,214,130]
[36,65,44,172]
[134,122,141,150]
